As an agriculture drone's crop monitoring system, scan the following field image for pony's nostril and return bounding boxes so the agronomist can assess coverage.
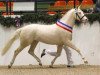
[86,19,88,21]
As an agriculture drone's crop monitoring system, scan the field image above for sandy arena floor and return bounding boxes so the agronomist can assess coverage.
[0,65,100,75]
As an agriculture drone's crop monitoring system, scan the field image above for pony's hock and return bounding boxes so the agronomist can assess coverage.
[1,7,88,67]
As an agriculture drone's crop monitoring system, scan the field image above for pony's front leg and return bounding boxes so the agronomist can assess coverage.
[49,45,63,68]
[65,40,88,64]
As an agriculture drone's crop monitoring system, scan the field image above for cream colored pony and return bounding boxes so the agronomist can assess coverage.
[1,7,88,68]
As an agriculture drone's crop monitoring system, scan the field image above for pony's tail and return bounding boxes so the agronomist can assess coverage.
[1,29,21,56]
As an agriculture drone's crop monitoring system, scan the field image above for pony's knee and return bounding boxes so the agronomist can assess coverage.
[14,48,23,55]
[28,50,33,55]
[57,53,61,57]
[76,49,81,53]
[14,50,19,54]
[57,50,62,57]
[14,50,20,56]
[28,50,31,54]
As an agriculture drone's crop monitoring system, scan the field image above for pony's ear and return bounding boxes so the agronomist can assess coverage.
[78,5,81,9]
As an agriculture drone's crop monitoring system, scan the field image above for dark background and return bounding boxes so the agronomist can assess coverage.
[0,0,97,3]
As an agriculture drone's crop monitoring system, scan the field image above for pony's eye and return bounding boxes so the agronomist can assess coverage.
[78,12,81,14]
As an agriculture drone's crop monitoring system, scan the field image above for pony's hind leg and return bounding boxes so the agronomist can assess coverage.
[49,45,63,68]
[8,46,25,68]
[28,41,42,66]
[65,40,88,64]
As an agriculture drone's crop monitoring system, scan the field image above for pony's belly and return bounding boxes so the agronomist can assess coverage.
[36,38,63,45]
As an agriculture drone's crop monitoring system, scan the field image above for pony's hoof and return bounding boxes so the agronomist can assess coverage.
[67,65,75,68]
[84,61,88,64]
[49,65,53,68]
[39,63,42,66]
[8,65,11,69]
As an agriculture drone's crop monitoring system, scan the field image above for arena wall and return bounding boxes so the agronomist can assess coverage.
[0,22,100,66]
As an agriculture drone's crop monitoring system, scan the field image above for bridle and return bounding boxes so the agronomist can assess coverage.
[75,9,86,22]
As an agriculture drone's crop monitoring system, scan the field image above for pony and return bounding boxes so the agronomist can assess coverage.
[1,7,88,68]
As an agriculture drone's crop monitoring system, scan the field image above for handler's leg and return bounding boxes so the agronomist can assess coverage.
[41,49,57,58]
[63,45,73,67]
[47,51,57,56]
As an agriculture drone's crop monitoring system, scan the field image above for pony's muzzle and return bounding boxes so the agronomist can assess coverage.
[82,17,88,24]
[85,18,88,22]
[84,19,88,25]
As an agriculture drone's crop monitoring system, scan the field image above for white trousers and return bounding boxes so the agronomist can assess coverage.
[46,46,73,65]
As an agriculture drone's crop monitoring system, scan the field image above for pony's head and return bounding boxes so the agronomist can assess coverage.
[73,6,88,24]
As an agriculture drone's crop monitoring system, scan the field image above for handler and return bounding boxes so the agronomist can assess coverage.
[41,45,73,67]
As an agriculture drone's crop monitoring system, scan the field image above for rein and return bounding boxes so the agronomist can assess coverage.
[56,20,73,33]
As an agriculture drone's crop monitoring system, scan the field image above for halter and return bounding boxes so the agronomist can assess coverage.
[56,20,73,33]
[75,9,85,21]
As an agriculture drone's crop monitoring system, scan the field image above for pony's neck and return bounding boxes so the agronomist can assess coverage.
[60,9,75,27]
